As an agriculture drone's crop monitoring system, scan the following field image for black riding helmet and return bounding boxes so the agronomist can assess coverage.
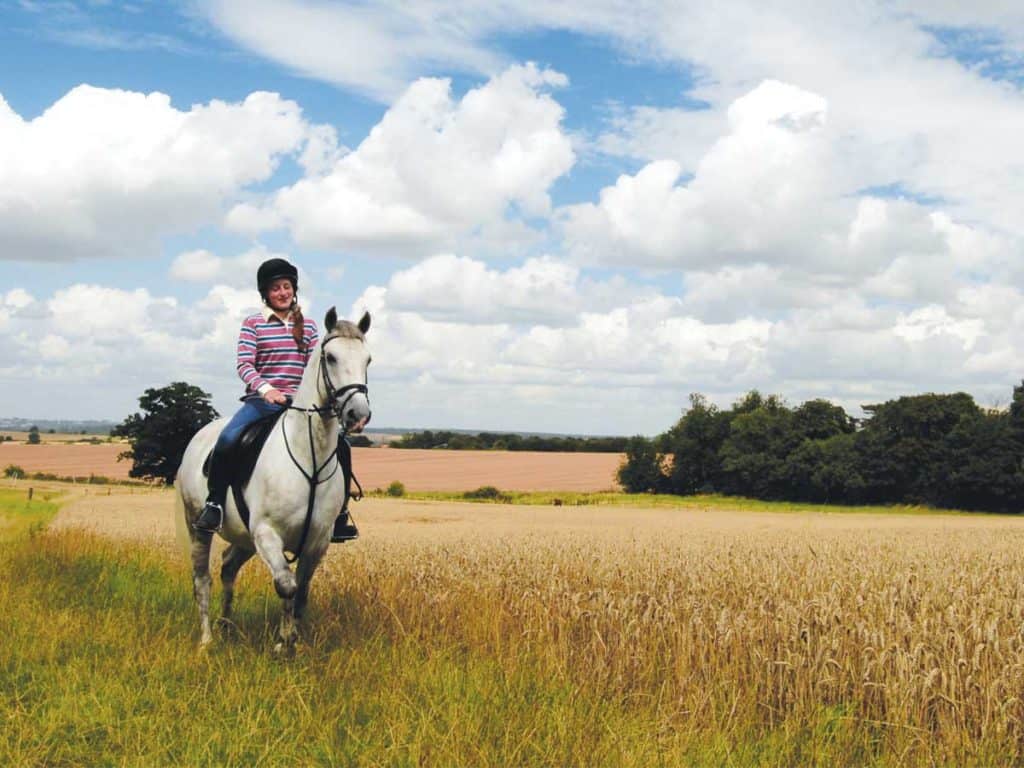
[257,258,299,300]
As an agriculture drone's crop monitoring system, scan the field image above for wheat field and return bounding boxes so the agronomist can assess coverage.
[6,483,1024,765]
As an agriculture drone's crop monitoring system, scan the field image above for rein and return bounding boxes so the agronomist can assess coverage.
[277,332,369,563]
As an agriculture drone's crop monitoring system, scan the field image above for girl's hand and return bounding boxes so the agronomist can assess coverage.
[263,388,287,405]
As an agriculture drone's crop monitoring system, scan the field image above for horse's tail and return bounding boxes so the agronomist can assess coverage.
[173,480,192,561]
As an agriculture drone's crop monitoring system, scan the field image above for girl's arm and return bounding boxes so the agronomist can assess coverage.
[236,317,271,395]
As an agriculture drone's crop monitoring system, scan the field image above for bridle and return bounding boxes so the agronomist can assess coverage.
[278,331,369,563]
[286,332,370,432]
[318,334,369,429]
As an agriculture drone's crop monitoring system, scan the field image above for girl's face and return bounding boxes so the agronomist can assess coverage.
[266,278,295,312]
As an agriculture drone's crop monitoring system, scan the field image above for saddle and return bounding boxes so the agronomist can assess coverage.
[202,411,283,528]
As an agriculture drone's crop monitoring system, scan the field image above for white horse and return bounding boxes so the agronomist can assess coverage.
[176,308,371,652]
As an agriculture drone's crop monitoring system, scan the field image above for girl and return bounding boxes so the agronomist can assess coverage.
[193,258,359,543]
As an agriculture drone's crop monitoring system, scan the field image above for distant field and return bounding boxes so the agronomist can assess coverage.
[0,431,116,443]
[0,442,623,490]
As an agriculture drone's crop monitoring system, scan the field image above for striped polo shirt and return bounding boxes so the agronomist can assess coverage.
[236,307,319,398]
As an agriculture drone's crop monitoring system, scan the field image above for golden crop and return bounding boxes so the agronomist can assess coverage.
[316,503,1024,763]
[26,486,1024,764]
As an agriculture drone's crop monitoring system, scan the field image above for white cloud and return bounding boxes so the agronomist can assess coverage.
[562,78,1007,320]
[169,244,294,288]
[201,0,506,102]
[0,86,316,261]
[199,1,1024,238]
[562,80,844,269]
[369,252,657,326]
[227,64,575,253]
[39,334,71,361]
[6,252,1024,432]
[3,289,34,309]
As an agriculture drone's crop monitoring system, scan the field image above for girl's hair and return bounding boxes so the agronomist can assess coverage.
[291,301,308,352]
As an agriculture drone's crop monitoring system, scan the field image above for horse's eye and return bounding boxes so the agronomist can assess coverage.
[326,353,336,364]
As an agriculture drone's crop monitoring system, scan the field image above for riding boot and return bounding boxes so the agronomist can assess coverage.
[331,436,360,543]
[331,507,360,543]
[194,447,231,534]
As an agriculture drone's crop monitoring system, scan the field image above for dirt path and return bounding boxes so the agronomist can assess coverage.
[43,481,1024,559]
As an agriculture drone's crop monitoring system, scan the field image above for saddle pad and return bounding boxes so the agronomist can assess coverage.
[202,410,284,528]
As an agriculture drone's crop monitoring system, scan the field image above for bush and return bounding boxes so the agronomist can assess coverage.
[4,464,26,479]
[463,486,512,502]
[386,480,406,497]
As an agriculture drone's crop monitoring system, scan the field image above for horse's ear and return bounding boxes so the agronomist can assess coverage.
[357,311,371,335]
[324,306,337,331]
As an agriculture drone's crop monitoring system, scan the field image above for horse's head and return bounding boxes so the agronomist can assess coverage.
[319,307,372,433]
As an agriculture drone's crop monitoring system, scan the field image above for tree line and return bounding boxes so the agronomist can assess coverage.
[390,430,629,452]
[618,384,1024,512]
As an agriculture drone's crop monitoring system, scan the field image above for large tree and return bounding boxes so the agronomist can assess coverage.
[660,393,731,494]
[112,382,219,484]
[854,392,981,504]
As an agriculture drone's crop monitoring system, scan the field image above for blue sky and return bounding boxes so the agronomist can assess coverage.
[3,1,1024,434]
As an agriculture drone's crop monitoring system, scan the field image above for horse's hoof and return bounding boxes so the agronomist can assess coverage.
[216,617,240,638]
[273,572,297,599]
[273,641,296,658]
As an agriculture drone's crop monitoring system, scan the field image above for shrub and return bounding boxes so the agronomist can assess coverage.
[4,464,26,479]
[386,480,406,497]
[463,485,512,502]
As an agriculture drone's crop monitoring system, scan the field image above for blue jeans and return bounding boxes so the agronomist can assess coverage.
[214,397,286,454]
[206,398,285,504]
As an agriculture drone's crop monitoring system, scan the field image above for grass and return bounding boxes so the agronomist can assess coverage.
[5,488,1024,765]
[0,531,742,766]
[0,487,63,541]
[369,488,984,516]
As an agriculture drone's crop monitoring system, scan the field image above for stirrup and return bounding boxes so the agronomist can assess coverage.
[193,501,224,534]
[331,510,359,543]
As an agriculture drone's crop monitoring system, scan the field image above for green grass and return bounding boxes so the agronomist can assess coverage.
[369,488,985,516]
[0,487,63,541]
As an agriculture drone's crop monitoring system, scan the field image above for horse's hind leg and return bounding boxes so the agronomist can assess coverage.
[189,530,215,647]
[218,544,254,632]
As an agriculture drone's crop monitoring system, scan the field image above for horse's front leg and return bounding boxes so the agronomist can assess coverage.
[293,545,327,623]
[251,524,299,653]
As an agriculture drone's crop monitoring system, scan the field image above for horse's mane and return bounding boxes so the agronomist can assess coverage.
[329,320,365,341]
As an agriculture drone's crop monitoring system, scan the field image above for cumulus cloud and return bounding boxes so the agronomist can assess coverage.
[199,0,1024,239]
[228,64,575,253]
[169,244,296,289]
[0,86,316,261]
[340,250,1022,432]
[6,249,1024,432]
[349,273,1024,432]
[366,252,657,326]
[561,79,1002,319]
[0,281,266,418]
[562,81,843,267]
